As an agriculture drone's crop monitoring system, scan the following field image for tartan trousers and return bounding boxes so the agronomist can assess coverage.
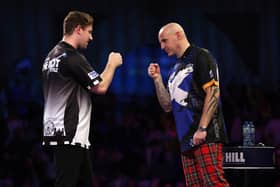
[181,143,230,187]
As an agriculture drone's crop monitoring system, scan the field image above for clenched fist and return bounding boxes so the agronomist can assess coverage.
[108,52,123,68]
[148,63,161,80]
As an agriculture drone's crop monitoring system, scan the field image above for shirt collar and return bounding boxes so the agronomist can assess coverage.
[180,45,194,61]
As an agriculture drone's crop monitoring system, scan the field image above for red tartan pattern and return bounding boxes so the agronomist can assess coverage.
[181,143,230,187]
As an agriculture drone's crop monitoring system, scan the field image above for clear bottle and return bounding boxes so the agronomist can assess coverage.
[242,121,250,146]
[242,121,255,146]
[248,121,255,146]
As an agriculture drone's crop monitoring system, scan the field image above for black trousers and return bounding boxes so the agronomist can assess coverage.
[54,145,93,187]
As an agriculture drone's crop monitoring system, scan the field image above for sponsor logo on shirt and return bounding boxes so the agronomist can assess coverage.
[88,70,99,80]
[42,53,66,73]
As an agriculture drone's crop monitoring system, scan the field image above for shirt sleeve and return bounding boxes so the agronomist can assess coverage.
[194,49,219,91]
[65,54,102,90]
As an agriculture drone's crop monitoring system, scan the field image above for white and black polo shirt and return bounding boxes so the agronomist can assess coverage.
[42,41,102,149]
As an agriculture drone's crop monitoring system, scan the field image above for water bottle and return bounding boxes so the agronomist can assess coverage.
[249,121,255,146]
[242,121,255,146]
[242,121,250,146]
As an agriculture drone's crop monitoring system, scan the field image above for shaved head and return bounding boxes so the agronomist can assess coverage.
[159,22,185,37]
[158,22,189,58]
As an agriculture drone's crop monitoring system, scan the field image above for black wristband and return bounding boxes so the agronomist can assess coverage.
[198,126,207,132]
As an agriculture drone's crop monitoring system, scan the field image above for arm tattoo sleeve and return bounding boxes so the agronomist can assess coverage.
[206,86,219,114]
[154,77,172,112]
[199,85,220,127]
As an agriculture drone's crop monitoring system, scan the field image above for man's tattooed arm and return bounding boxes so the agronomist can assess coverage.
[154,76,172,112]
[199,85,220,128]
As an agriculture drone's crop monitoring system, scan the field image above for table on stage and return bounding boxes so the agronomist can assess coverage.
[223,146,278,187]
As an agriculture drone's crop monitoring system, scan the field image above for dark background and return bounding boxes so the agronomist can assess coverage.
[0,0,279,186]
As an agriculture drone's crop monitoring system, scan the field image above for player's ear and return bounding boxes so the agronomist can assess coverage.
[75,25,82,35]
[176,31,183,40]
